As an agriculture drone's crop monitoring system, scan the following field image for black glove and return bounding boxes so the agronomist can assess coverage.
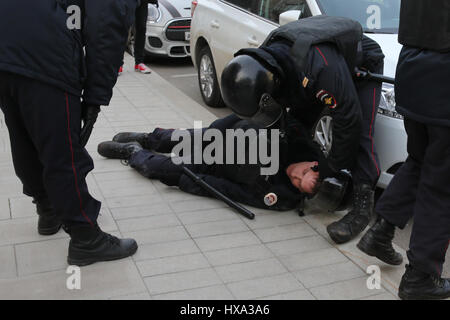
[80,103,100,147]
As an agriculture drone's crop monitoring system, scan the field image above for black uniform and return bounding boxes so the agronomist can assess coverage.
[127,114,321,211]
[264,39,383,186]
[0,0,137,225]
[375,0,450,277]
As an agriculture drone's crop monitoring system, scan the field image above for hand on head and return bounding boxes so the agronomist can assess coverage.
[286,161,320,194]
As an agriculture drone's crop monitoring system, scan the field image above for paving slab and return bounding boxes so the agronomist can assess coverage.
[309,276,386,300]
[204,244,274,267]
[144,268,222,296]
[215,258,288,284]
[226,273,304,300]
[133,239,200,262]
[0,245,16,279]
[137,253,210,277]
[153,285,234,300]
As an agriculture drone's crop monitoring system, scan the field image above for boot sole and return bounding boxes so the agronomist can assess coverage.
[398,290,450,300]
[67,243,138,267]
[357,237,403,266]
[38,224,62,236]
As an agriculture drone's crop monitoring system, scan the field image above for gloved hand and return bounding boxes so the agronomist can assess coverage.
[80,103,101,147]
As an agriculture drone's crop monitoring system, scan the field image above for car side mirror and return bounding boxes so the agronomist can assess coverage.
[279,10,302,26]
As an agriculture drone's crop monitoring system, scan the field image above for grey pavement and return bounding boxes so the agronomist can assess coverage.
[0,53,416,300]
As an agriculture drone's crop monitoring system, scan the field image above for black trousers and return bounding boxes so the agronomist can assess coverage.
[134,1,148,65]
[0,72,100,225]
[128,115,244,180]
[376,118,450,276]
[352,63,383,187]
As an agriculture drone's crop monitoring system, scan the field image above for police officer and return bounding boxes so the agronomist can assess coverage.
[219,15,385,244]
[97,113,322,211]
[0,0,139,266]
[357,0,450,300]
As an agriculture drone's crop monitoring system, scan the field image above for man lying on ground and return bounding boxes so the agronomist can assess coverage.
[98,114,321,211]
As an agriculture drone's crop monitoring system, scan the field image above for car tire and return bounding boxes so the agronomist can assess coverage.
[312,108,333,158]
[197,46,225,108]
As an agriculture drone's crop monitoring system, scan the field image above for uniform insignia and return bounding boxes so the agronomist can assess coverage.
[316,90,337,109]
[302,77,309,88]
[264,193,278,206]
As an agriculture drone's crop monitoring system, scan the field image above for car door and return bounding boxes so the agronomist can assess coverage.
[210,0,278,87]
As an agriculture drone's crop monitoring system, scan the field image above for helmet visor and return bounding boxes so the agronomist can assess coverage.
[251,93,283,128]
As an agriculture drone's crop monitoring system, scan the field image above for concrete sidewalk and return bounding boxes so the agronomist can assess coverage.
[0,54,405,300]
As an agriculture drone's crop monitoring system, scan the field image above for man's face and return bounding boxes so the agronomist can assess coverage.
[286,161,320,194]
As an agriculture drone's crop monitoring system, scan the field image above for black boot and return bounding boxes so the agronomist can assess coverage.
[66,224,138,266]
[113,132,149,149]
[398,264,450,300]
[34,198,62,235]
[97,141,143,160]
[357,216,403,265]
[327,184,374,244]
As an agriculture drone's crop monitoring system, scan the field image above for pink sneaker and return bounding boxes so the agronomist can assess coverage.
[135,63,152,74]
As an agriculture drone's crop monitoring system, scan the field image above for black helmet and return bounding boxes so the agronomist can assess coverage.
[221,50,284,128]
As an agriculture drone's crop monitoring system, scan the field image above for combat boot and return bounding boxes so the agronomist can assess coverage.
[97,141,143,160]
[357,216,403,265]
[67,224,138,266]
[113,132,150,148]
[327,184,374,244]
[398,264,450,300]
[35,198,62,235]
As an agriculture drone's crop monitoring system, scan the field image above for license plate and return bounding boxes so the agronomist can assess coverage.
[185,32,191,41]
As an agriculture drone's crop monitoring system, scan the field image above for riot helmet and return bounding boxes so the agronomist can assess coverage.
[221,49,285,128]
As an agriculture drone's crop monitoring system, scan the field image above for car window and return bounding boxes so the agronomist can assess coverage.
[224,0,310,24]
[224,0,260,14]
[258,0,310,24]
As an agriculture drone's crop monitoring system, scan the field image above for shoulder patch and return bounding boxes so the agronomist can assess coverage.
[316,90,337,109]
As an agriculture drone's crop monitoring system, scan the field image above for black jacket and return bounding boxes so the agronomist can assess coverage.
[395,47,450,127]
[265,41,363,176]
[0,0,138,106]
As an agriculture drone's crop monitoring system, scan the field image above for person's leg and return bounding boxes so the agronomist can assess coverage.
[357,119,427,265]
[128,149,185,186]
[12,79,101,226]
[134,2,148,66]
[374,119,426,227]
[398,123,450,300]
[352,68,383,187]
[0,72,61,235]
[326,71,383,244]
[407,124,450,276]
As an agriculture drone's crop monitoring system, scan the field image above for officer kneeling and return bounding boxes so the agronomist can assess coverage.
[220,15,385,244]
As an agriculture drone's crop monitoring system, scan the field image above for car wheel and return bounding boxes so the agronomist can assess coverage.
[197,46,225,108]
[313,109,333,157]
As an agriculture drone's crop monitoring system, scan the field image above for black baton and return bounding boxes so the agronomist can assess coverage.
[182,166,256,220]
[355,69,395,84]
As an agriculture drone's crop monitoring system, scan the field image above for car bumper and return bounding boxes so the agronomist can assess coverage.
[145,21,191,58]
[374,114,408,189]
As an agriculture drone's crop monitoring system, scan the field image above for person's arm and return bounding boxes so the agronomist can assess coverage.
[82,0,138,106]
[309,45,362,177]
